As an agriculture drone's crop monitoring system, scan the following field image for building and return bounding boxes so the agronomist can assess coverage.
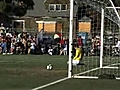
[11,0,78,38]
[11,0,119,38]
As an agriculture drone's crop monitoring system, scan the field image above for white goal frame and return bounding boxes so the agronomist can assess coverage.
[68,0,120,79]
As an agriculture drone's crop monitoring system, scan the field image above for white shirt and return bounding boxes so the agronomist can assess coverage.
[116,41,120,48]
[64,44,67,51]
[30,42,35,49]
[48,48,53,53]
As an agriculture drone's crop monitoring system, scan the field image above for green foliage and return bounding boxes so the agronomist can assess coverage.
[0,1,7,12]
[18,0,34,9]
[4,4,13,12]
[13,0,34,16]
[13,6,27,16]
[0,0,34,16]
[5,0,12,3]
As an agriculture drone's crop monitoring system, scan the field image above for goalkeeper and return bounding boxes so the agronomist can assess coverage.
[72,44,83,66]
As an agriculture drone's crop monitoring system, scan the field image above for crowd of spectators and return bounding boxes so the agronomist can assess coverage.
[0,32,37,55]
[0,28,119,56]
[90,36,101,56]
[0,30,69,55]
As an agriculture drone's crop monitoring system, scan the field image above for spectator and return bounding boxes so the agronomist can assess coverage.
[6,35,11,54]
[11,39,16,54]
[41,44,45,54]
[26,39,31,54]
[30,40,36,54]
[1,39,7,55]
[48,45,53,55]
[77,36,83,48]
[60,37,65,49]
[63,40,68,55]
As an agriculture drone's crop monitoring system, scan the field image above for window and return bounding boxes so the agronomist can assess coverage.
[56,4,61,11]
[49,4,67,11]
[61,4,67,11]
[49,4,55,11]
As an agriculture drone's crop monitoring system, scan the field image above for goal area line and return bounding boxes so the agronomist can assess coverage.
[73,76,120,80]
[31,63,120,90]
[103,66,118,69]
[73,63,120,80]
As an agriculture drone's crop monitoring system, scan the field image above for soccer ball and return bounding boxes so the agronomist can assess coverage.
[46,64,53,70]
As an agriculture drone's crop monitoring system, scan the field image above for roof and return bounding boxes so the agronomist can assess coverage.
[79,16,91,22]
[26,0,118,19]
[25,0,78,17]
[25,0,47,17]
[44,0,69,4]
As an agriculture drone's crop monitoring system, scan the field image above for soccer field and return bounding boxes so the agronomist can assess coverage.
[0,55,67,90]
[41,78,120,90]
[0,55,119,90]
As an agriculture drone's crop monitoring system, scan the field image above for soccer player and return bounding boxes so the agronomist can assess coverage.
[72,44,83,66]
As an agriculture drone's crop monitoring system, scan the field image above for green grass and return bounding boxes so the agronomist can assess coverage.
[41,79,120,90]
[0,54,120,90]
[0,55,68,90]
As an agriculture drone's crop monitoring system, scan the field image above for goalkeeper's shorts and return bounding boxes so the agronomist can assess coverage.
[72,60,80,66]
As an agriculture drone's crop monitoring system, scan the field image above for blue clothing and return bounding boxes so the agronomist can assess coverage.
[1,42,7,53]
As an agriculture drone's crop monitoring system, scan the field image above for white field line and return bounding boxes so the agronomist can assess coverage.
[31,77,69,90]
[74,63,120,76]
[31,63,120,90]
[116,77,120,80]
[73,76,98,79]
[31,67,101,90]
[103,66,118,69]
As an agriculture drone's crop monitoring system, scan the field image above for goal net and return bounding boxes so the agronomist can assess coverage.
[70,0,120,79]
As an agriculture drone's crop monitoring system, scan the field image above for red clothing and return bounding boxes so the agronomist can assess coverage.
[60,39,65,48]
[60,39,65,45]
[77,38,82,46]
[0,36,2,42]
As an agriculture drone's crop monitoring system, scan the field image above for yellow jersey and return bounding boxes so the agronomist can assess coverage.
[73,48,82,61]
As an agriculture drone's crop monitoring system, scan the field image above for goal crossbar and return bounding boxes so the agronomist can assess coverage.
[106,7,120,9]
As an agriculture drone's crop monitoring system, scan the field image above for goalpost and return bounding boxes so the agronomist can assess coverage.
[68,0,120,79]
[68,0,74,78]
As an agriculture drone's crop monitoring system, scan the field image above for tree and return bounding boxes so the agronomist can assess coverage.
[0,1,6,12]
[13,5,27,16]
[12,0,34,16]
[5,0,12,3]
[0,0,34,16]
[18,0,34,9]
